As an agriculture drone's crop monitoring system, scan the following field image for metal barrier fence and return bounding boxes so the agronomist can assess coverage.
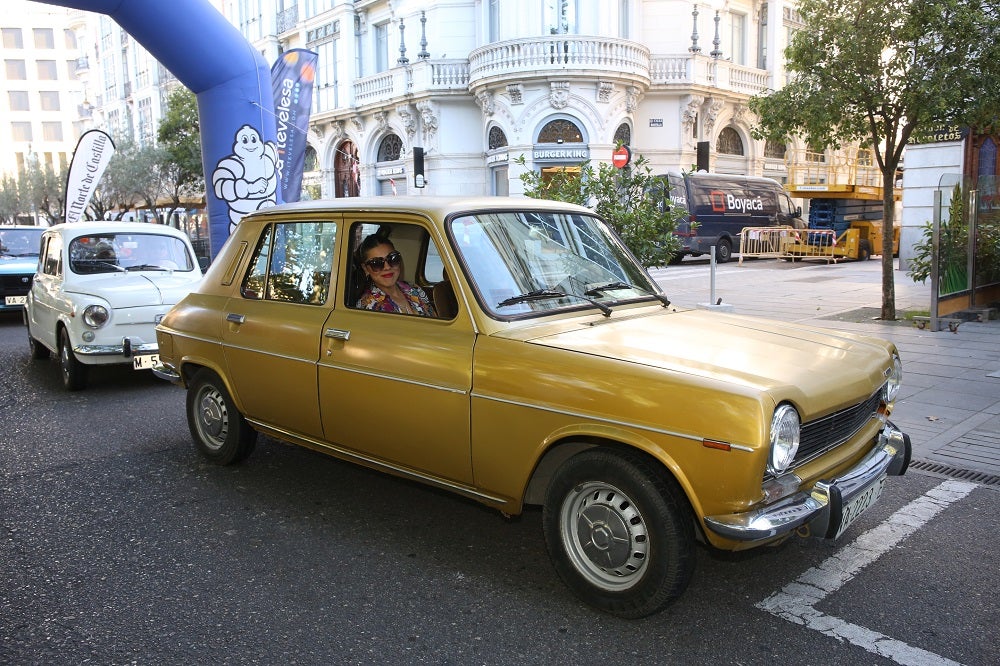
[738,227,839,264]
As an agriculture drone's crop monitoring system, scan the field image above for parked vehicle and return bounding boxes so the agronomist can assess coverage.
[25,222,203,390]
[154,196,910,618]
[1,225,44,312]
[659,171,805,263]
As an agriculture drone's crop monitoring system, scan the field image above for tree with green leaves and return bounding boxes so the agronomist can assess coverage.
[157,86,204,216]
[515,154,682,268]
[0,174,21,224]
[748,0,1000,320]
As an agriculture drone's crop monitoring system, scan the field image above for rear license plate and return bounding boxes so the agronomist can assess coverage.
[834,474,886,539]
[133,354,158,370]
[4,296,27,306]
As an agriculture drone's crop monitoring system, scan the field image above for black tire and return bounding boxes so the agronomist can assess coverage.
[667,253,685,266]
[186,369,257,465]
[714,238,732,263]
[857,239,872,261]
[28,331,50,360]
[542,448,695,618]
[59,327,87,391]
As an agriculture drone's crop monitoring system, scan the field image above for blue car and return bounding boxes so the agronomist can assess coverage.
[0,225,44,312]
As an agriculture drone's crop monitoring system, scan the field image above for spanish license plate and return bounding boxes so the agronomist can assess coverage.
[132,354,158,370]
[4,296,27,306]
[834,474,886,539]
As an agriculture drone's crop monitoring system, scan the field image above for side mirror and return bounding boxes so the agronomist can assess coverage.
[198,256,210,271]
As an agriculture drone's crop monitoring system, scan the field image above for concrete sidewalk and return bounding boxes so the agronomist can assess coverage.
[650,257,1000,480]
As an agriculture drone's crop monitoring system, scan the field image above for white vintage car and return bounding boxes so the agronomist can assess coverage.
[25,221,203,390]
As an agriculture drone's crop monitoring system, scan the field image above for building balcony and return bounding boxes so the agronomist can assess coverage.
[468,35,651,92]
[352,58,470,110]
[346,36,771,113]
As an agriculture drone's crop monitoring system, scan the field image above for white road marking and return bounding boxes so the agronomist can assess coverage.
[757,479,977,666]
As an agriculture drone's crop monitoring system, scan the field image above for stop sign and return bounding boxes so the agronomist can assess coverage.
[612,145,631,169]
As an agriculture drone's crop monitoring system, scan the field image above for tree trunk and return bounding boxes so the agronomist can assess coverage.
[880,166,897,320]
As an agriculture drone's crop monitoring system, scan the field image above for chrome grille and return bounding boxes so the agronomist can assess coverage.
[794,388,884,466]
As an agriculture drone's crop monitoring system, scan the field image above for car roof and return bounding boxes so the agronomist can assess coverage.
[43,221,191,239]
[245,196,596,221]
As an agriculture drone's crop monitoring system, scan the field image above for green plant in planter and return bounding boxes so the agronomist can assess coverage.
[908,184,969,295]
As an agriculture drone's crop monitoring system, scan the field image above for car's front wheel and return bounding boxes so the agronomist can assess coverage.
[186,369,257,465]
[543,449,695,619]
[714,238,733,263]
[28,330,50,360]
[59,328,87,391]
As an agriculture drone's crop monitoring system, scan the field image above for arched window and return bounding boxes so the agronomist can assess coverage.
[488,126,508,150]
[764,139,786,160]
[304,145,318,172]
[537,118,583,144]
[614,122,631,146]
[716,127,744,156]
[377,133,403,162]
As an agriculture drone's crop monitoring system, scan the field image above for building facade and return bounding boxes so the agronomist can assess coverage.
[1,1,86,180]
[220,0,803,200]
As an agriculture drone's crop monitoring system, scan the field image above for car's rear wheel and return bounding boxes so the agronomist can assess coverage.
[59,328,87,391]
[543,449,695,618]
[186,369,257,465]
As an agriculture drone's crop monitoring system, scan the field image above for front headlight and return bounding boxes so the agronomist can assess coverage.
[768,403,801,476]
[82,304,110,329]
[885,353,902,403]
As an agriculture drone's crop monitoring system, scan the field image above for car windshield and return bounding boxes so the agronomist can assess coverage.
[69,232,195,274]
[449,210,664,318]
[0,228,44,258]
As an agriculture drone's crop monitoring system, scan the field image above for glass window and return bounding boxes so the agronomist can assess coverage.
[33,28,55,49]
[488,0,500,42]
[488,126,508,150]
[64,28,77,50]
[37,60,58,80]
[450,210,660,320]
[545,0,577,34]
[39,91,60,111]
[242,221,338,304]
[42,122,63,141]
[764,139,786,159]
[5,60,27,80]
[2,28,22,49]
[42,234,62,277]
[730,12,746,65]
[375,22,389,73]
[376,133,403,162]
[68,233,196,274]
[717,127,744,155]
[0,227,43,258]
[613,123,631,146]
[8,91,29,111]
[11,122,32,142]
[537,118,583,143]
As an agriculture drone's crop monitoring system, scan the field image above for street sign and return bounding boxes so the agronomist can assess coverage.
[612,145,631,169]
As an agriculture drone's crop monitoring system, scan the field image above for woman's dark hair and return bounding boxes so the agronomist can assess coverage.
[355,224,394,267]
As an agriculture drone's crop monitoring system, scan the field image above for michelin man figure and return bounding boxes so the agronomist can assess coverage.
[212,125,279,232]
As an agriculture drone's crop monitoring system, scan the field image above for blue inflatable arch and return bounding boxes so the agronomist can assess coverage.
[42,0,279,258]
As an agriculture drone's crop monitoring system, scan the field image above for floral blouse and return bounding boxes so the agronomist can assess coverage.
[356,280,436,316]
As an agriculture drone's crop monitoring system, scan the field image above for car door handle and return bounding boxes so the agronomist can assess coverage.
[324,328,351,341]
[226,313,246,324]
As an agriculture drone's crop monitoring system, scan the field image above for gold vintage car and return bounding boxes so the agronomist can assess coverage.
[154,197,910,618]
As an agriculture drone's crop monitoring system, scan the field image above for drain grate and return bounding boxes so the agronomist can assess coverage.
[908,459,1000,486]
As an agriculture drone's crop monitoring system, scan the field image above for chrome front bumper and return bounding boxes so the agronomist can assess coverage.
[704,422,911,542]
[151,359,181,383]
[74,336,158,357]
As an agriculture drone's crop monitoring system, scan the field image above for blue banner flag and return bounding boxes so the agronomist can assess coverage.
[271,49,318,203]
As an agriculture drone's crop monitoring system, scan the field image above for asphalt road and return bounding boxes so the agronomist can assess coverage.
[1,308,997,666]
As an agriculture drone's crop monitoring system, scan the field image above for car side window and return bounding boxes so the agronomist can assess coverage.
[41,234,62,277]
[241,221,337,304]
[348,221,451,318]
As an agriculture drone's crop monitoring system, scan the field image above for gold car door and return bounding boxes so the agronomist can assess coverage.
[316,306,475,486]
[220,220,339,440]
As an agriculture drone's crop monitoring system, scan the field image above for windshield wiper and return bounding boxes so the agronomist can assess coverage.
[585,281,671,308]
[497,289,613,317]
[125,264,169,272]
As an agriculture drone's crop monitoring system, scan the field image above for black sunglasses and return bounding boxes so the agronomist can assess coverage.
[363,250,403,271]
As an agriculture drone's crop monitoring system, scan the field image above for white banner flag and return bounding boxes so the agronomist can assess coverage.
[64,129,116,224]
